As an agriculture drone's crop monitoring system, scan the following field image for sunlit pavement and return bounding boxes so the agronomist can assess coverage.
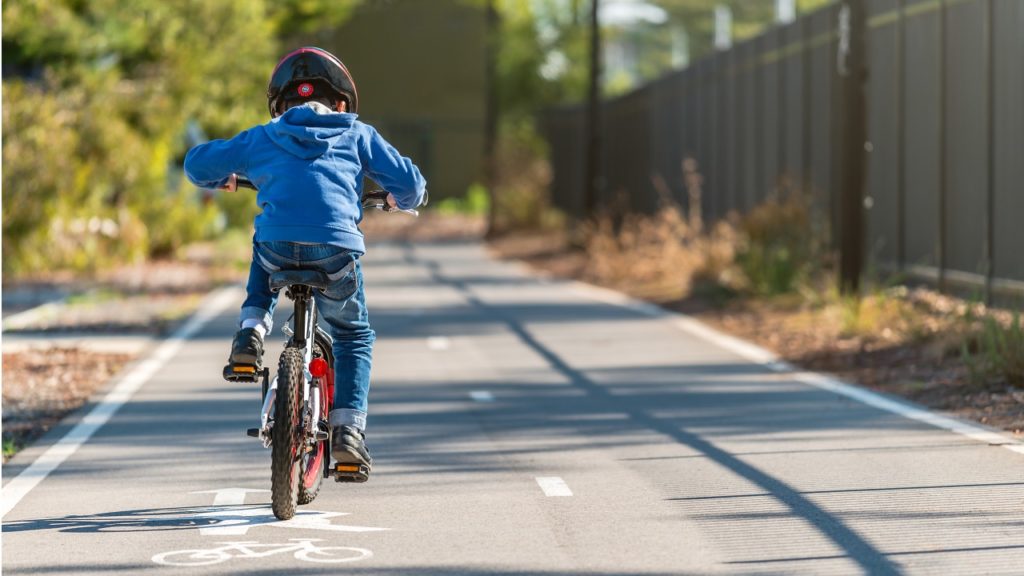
[4,240,1024,575]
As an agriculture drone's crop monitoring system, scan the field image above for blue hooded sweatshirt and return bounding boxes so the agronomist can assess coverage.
[184,103,426,254]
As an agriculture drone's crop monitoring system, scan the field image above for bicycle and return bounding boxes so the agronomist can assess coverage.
[223,177,420,520]
[151,538,372,566]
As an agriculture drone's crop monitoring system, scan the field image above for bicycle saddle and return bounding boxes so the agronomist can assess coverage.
[269,270,330,292]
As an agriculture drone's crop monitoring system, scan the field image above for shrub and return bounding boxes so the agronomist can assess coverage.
[490,120,564,234]
[963,311,1024,386]
[735,192,822,296]
[436,183,491,216]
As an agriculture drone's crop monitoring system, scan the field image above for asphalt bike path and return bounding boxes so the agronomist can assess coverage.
[4,240,1024,575]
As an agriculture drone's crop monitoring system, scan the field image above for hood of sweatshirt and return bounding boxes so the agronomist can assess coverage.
[262,102,358,160]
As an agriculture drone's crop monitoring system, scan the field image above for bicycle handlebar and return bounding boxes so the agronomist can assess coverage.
[361,189,420,217]
[231,176,419,216]
[236,176,257,190]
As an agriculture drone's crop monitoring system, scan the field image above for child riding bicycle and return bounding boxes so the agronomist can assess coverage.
[184,47,427,475]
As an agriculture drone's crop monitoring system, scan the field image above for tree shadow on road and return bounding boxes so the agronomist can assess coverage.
[2,504,254,534]
[3,502,380,538]
[409,243,907,576]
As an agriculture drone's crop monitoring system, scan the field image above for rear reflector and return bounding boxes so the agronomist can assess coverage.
[309,358,329,378]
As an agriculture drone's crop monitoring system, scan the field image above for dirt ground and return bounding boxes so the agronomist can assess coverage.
[489,230,1024,437]
[2,243,248,462]
[2,348,134,462]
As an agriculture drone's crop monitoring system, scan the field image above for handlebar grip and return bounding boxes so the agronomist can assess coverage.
[362,190,389,201]
[361,189,391,211]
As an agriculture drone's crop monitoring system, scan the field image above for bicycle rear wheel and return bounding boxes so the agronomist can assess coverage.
[271,346,304,520]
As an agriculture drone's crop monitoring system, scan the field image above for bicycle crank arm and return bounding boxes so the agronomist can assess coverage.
[244,371,276,448]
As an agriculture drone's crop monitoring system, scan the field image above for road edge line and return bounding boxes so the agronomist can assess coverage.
[0,286,240,518]
[569,280,1024,456]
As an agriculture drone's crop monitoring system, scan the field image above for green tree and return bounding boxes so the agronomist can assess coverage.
[2,0,361,274]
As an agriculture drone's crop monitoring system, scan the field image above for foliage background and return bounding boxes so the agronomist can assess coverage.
[2,0,819,276]
[1,0,358,274]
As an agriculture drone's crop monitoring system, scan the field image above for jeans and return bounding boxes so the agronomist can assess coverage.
[241,241,375,431]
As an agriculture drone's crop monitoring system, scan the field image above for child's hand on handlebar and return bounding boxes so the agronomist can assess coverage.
[220,174,238,193]
[386,193,397,210]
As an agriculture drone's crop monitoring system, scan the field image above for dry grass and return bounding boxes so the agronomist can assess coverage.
[961,309,1024,386]
[577,201,740,302]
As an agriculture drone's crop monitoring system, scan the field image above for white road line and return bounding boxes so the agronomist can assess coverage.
[0,286,240,519]
[426,336,451,350]
[469,390,495,402]
[535,477,573,497]
[2,301,63,331]
[571,281,1024,456]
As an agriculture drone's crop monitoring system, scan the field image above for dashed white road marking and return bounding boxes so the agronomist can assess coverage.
[469,391,495,402]
[427,336,451,350]
[0,287,241,519]
[535,477,573,497]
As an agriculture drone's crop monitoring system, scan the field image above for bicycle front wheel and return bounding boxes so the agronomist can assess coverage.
[271,347,304,520]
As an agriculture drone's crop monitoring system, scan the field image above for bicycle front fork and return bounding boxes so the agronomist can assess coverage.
[246,367,274,447]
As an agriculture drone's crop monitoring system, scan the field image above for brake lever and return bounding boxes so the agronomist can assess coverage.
[361,190,419,217]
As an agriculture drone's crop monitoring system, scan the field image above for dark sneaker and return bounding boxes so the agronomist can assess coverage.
[229,327,264,367]
[331,425,372,468]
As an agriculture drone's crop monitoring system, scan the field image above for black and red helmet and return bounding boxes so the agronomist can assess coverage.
[267,47,359,117]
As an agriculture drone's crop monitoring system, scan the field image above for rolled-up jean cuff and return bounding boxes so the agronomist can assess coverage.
[239,306,273,333]
[329,409,367,431]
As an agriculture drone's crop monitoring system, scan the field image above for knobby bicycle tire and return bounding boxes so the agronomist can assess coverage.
[271,346,304,520]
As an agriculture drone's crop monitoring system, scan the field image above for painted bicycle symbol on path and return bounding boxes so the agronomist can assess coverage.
[151,538,372,566]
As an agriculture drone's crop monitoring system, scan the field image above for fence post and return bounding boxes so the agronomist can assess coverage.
[483,0,500,237]
[778,26,787,188]
[984,0,995,304]
[837,0,867,293]
[801,10,812,196]
[937,0,947,292]
[755,44,765,200]
[583,0,603,219]
[896,0,906,271]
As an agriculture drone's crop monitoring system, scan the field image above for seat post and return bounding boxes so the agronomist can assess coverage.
[288,286,313,346]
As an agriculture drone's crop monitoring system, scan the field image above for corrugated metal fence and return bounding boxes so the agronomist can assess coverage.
[541,0,1024,300]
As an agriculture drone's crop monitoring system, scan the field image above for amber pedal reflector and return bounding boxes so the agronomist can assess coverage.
[232,366,256,373]
[335,464,361,472]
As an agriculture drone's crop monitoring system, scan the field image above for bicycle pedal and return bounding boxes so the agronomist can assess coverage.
[223,363,260,382]
[246,428,260,438]
[333,463,370,483]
